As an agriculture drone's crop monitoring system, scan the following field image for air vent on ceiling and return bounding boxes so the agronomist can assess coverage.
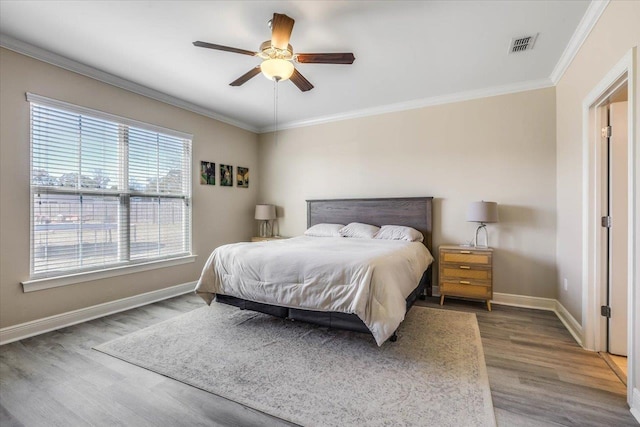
[509,33,538,53]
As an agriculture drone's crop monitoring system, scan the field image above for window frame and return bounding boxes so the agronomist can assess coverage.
[23,93,195,292]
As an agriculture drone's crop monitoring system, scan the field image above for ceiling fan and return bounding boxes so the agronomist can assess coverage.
[193,13,355,92]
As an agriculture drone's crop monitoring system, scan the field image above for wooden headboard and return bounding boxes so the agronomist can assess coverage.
[306,197,433,252]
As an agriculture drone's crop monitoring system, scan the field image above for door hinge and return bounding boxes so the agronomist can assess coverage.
[602,126,612,138]
[601,216,612,228]
[601,305,611,318]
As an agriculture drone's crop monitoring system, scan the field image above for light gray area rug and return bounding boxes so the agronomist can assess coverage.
[95,304,496,427]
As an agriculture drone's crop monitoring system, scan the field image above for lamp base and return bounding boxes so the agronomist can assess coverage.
[474,224,489,248]
[259,220,272,238]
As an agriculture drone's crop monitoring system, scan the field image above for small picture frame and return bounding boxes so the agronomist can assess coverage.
[200,161,215,185]
[237,167,249,188]
[220,164,233,187]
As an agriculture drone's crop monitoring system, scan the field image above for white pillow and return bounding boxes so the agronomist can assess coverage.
[374,225,424,242]
[339,222,380,239]
[304,223,345,237]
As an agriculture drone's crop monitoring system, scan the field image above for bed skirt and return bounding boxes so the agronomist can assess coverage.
[215,265,432,336]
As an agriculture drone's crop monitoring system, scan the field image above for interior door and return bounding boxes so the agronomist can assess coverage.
[608,101,628,356]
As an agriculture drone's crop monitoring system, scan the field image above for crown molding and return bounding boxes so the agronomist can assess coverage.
[3,1,600,137]
[259,77,554,133]
[0,34,259,133]
[550,0,609,85]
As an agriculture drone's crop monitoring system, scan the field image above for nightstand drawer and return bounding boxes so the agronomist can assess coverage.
[438,245,493,311]
[441,265,491,280]
[440,282,491,298]
[440,251,491,265]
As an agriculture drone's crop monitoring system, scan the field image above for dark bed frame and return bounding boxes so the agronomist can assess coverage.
[216,197,434,342]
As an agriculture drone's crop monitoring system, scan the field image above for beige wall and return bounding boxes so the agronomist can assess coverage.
[555,1,640,321]
[555,0,640,393]
[0,48,259,328]
[258,88,557,298]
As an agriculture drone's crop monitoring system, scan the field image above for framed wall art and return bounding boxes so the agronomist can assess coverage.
[220,164,233,187]
[200,161,215,185]
[237,166,249,188]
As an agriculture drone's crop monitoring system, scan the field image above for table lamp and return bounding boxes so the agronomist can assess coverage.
[255,204,276,237]
[467,201,498,248]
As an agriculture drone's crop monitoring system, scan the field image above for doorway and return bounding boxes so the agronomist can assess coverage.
[581,49,636,410]
[605,94,629,355]
[600,91,630,385]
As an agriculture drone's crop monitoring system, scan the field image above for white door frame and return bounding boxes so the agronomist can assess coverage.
[581,48,636,407]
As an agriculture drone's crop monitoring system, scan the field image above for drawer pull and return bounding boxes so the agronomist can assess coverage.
[459,280,471,284]
[459,251,471,254]
[459,265,471,269]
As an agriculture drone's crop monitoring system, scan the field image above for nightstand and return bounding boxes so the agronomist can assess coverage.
[438,245,493,311]
[251,236,287,242]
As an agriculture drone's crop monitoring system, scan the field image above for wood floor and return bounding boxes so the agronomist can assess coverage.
[422,298,637,426]
[601,352,628,385]
[610,354,629,378]
[1,294,637,426]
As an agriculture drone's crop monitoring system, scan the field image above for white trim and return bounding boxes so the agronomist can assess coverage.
[631,388,640,424]
[0,34,258,133]
[628,47,638,415]
[0,32,562,136]
[550,0,609,84]
[22,255,197,292]
[260,78,554,133]
[0,1,608,137]
[581,48,637,409]
[0,281,195,346]
[492,293,583,346]
[435,290,584,347]
[27,92,193,140]
[491,292,557,311]
[1,33,554,136]
[581,50,633,351]
[555,300,584,348]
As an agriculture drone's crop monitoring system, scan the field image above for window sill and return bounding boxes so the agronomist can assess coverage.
[22,255,198,293]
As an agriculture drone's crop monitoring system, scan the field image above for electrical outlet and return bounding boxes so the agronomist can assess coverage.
[563,278,568,291]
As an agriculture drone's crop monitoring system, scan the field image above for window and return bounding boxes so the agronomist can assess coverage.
[28,93,192,280]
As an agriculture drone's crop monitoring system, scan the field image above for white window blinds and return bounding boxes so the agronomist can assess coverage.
[29,93,192,278]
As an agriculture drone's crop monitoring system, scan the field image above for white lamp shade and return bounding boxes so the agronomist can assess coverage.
[255,204,276,220]
[260,59,294,81]
[467,201,498,223]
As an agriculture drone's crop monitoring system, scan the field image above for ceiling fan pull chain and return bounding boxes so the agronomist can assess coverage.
[274,78,279,146]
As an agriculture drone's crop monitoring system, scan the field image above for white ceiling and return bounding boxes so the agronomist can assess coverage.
[0,1,592,132]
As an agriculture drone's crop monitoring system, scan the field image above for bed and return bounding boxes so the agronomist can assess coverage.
[195,197,434,345]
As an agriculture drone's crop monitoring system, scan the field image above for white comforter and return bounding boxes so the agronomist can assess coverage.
[195,236,434,345]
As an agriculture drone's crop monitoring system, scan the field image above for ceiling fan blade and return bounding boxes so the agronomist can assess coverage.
[290,68,314,92]
[230,66,262,86]
[271,13,295,50]
[193,41,257,57]
[295,53,356,64]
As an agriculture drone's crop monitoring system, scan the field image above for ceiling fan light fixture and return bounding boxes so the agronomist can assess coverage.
[260,58,294,81]
[193,13,352,91]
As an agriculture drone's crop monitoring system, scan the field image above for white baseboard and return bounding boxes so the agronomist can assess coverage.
[491,292,557,311]
[433,288,557,311]
[433,288,585,347]
[0,281,195,345]
[491,292,583,347]
[632,388,640,424]
[0,285,586,349]
[553,300,584,347]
